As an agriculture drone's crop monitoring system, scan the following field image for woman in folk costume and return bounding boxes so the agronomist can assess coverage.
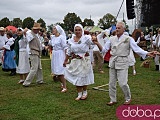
[14,28,30,84]
[63,24,94,100]
[49,25,68,92]
[2,31,16,76]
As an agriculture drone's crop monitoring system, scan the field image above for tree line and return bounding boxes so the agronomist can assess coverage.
[0,12,129,32]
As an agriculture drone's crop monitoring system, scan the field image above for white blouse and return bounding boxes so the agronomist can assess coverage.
[49,35,67,51]
[67,35,93,57]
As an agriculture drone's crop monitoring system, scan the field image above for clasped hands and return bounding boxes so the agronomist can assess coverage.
[147,51,160,57]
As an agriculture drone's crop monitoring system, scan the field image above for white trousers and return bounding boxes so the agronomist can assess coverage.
[0,50,4,64]
[109,68,131,102]
[155,55,160,65]
[23,55,43,85]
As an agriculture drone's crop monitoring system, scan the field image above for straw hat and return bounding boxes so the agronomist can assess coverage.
[32,22,41,30]
[0,27,5,31]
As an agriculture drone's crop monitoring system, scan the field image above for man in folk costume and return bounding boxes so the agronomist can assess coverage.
[23,23,44,87]
[0,27,8,66]
[93,22,155,106]
[152,28,160,71]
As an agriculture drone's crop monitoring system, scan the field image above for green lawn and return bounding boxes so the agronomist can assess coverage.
[0,56,159,120]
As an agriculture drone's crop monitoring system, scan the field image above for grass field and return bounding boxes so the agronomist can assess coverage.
[0,55,159,120]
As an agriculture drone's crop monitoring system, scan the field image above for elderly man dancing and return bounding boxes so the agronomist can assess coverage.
[93,22,155,106]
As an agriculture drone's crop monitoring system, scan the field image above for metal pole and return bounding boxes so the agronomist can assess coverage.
[116,0,125,19]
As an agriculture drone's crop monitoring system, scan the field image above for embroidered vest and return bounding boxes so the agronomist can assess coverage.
[110,35,130,56]
[109,35,130,69]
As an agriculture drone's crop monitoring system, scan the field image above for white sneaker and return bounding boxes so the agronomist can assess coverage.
[37,81,45,84]
[18,80,24,84]
[23,82,30,87]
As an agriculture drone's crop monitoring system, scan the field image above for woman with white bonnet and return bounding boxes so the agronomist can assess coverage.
[14,28,30,84]
[63,24,94,100]
[49,25,68,92]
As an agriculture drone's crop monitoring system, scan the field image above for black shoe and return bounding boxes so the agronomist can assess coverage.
[10,72,16,76]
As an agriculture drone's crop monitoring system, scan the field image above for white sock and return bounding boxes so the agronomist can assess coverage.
[83,90,87,96]
[133,70,136,74]
[78,92,82,98]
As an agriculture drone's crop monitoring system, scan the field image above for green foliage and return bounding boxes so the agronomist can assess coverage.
[63,12,82,31]
[0,17,10,27]
[22,17,35,29]
[47,24,54,33]
[37,18,46,30]
[98,13,117,29]
[82,18,94,27]
[12,18,22,28]
[0,56,159,120]
[0,12,131,31]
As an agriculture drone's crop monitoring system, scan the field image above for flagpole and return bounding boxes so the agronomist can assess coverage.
[116,0,124,19]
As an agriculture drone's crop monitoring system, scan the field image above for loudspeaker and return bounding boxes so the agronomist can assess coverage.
[150,0,160,25]
[126,0,135,19]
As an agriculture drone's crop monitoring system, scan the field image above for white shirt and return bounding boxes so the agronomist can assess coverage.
[153,34,160,47]
[93,33,106,51]
[25,31,42,50]
[0,34,8,49]
[145,34,154,41]
[102,34,148,59]
[3,37,15,50]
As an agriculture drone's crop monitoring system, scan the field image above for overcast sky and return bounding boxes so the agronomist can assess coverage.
[0,0,136,32]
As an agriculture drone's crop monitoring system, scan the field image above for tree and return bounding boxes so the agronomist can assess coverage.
[12,18,22,28]
[37,18,46,30]
[22,17,35,29]
[63,12,82,31]
[98,13,117,30]
[82,18,94,27]
[0,17,10,27]
[47,24,54,32]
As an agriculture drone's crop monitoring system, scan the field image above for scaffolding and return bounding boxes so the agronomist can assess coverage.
[135,0,143,28]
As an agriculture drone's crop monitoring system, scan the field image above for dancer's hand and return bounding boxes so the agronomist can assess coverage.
[147,51,157,57]
[23,28,28,36]
[152,51,160,55]
[92,36,98,44]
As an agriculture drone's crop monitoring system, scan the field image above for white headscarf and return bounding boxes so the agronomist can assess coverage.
[74,24,84,36]
[55,25,66,39]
